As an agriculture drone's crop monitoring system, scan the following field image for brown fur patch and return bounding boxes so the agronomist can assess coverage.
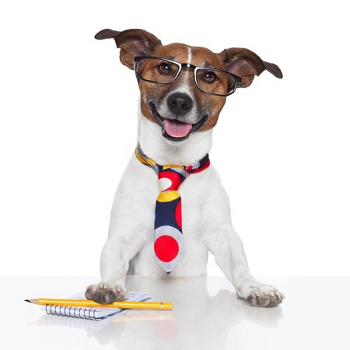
[139,43,228,132]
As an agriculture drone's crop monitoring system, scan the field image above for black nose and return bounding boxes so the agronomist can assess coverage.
[167,93,193,116]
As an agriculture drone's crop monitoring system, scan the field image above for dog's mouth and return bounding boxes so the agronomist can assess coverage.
[149,102,208,142]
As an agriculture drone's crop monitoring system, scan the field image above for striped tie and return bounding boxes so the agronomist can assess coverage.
[135,144,210,274]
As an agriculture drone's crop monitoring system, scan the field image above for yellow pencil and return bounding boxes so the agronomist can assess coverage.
[25,298,172,310]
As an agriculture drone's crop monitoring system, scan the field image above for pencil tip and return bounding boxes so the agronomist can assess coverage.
[24,299,30,303]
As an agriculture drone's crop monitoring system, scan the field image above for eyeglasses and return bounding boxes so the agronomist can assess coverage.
[133,56,242,97]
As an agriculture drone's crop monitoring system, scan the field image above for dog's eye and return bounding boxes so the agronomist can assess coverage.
[157,63,171,75]
[202,71,218,84]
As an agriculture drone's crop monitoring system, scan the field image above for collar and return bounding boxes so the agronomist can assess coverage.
[135,143,210,175]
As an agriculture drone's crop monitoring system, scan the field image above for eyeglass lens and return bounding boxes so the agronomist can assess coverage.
[195,69,235,96]
[137,58,180,83]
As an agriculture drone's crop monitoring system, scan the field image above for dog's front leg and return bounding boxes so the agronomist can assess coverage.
[203,180,285,307]
[85,234,139,303]
[85,156,156,303]
[85,177,153,303]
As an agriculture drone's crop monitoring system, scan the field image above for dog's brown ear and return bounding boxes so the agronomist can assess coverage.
[219,48,282,88]
[95,29,162,70]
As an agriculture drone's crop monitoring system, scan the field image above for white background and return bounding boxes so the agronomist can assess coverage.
[1,0,349,277]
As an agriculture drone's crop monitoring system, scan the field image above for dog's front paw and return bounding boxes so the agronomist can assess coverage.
[85,282,128,304]
[237,281,285,308]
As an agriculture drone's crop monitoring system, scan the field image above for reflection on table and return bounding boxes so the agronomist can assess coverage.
[27,276,283,349]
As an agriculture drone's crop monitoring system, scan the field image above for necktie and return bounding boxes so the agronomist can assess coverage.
[135,144,210,274]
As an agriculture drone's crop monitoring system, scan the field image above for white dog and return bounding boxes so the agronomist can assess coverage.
[86,28,285,307]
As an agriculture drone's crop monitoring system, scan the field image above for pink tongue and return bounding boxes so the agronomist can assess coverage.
[164,119,192,138]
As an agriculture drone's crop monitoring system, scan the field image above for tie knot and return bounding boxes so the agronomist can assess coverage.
[158,168,188,192]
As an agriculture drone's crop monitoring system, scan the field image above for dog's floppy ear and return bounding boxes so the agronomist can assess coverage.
[219,48,282,88]
[95,29,162,70]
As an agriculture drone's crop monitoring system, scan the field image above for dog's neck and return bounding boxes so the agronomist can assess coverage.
[137,108,213,165]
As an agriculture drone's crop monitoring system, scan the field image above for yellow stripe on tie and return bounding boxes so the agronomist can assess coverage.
[135,151,149,165]
[147,157,157,167]
[163,165,185,170]
[157,190,180,202]
[135,149,157,167]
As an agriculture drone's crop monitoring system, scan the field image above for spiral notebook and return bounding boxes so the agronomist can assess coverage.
[40,291,150,321]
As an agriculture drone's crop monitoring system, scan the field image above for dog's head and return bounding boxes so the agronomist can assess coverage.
[95,29,282,142]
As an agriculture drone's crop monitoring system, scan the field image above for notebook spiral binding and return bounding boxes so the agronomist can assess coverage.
[45,304,98,320]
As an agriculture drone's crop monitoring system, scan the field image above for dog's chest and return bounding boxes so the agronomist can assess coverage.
[127,162,212,277]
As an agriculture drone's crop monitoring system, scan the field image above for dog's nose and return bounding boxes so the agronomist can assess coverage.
[167,93,193,116]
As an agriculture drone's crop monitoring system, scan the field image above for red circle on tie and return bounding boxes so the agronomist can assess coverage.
[158,171,182,190]
[154,235,179,262]
[175,200,182,229]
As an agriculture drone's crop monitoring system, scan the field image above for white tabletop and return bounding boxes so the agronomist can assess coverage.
[2,276,349,349]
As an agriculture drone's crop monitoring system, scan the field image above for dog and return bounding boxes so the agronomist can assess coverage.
[85,28,285,307]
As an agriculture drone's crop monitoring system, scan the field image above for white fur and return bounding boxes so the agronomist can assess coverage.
[93,106,284,306]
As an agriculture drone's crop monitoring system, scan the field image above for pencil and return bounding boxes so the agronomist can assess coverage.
[25,298,172,310]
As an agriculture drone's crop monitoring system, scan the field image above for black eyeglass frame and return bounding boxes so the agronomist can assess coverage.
[133,56,242,97]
